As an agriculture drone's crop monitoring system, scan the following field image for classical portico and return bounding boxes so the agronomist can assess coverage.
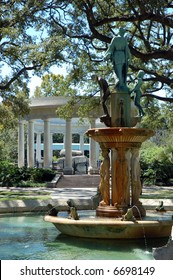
[18,97,103,174]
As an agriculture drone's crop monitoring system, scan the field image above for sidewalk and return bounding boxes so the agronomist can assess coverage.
[0,185,173,214]
[0,187,97,214]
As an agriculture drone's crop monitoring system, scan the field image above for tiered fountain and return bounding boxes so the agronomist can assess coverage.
[44,28,173,239]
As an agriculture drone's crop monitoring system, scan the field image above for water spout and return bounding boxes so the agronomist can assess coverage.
[132,205,148,252]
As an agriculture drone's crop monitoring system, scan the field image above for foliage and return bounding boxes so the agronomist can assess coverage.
[0,92,30,129]
[140,99,167,130]
[1,1,173,167]
[0,162,56,187]
[0,0,173,123]
[30,168,56,183]
[53,133,64,143]
[34,73,77,97]
[0,0,69,93]
[0,127,18,162]
[33,71,101,119]
[140,139,173,185]
[0,0,69,124]
[41,0,173,94]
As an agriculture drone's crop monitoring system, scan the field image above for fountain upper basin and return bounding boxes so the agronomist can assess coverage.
[86,127,154,147]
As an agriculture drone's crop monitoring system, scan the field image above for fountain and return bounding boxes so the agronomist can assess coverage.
[44,28,173,239]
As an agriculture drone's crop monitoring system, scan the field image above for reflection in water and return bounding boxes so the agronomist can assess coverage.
[0,214,169,260]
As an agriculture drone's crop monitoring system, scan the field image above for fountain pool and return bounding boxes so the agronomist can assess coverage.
[0,212,171,260]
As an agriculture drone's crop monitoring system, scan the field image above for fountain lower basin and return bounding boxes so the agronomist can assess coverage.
[44,212,173,239]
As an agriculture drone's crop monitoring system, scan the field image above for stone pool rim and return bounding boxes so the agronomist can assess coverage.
[44,214,173,239]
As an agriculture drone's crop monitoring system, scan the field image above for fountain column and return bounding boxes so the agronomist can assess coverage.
[111,146,130,208]
[87,128,154,217]
[99,146,110,206]
[131,146,146,217]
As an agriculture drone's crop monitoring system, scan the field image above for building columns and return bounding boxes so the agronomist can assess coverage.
[36,132,42,162]
[18,120,25,167]
[43,118,52,168]
[64,118,73,174]
[18,117,100,173]
[50,133,53,162]
[80,133,84,154]
[28,120,35,167]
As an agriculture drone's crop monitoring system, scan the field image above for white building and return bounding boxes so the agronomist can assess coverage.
[18,97,104,174]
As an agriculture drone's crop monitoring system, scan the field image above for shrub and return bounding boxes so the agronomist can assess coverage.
[140,141,173,185]
[0,161,56,187]
[30,168,56,183]
[0,162,20,187]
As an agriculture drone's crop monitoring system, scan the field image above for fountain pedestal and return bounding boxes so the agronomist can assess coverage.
[86,127,154,218]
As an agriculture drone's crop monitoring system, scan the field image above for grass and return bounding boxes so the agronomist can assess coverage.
[140,187,173,199]
[13,181,47,188]
[1,182,173,202]
[0,190,50,201]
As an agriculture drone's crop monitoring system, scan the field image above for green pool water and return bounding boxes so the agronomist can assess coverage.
[0,213,170,260]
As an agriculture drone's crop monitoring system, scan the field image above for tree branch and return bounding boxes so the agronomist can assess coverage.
[93,12,173,29]
[142,93,173,103]
[0,65,39,90]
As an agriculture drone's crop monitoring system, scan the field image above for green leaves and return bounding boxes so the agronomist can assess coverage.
[0,163,56,187]
[0,0,173,131]
[141,140,173,185]
[33,73,76,97]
